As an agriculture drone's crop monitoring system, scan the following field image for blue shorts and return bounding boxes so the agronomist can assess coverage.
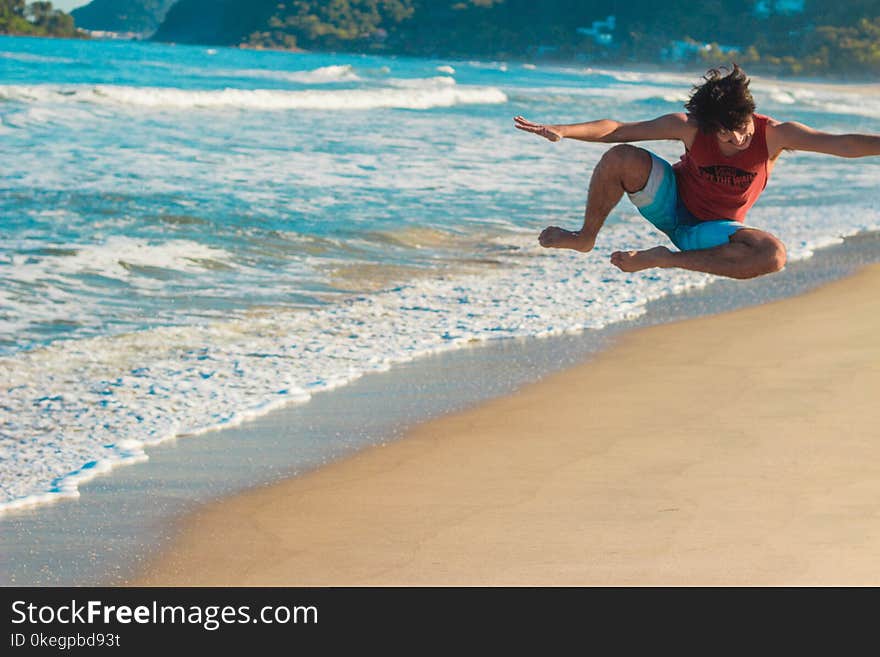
[627,151,747,251]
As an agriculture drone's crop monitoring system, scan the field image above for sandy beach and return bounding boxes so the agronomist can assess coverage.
[134,264,880,586]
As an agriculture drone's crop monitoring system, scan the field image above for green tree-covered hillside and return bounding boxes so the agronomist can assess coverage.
[147,0,880,76]
[0,0,79,37]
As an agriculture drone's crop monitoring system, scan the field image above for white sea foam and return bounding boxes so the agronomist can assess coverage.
[756,85,880,119]
[388,76,457,88]
[0,237,241,344]
[0,82,507,112]
[768,90,797,104]
[467,61,509,72]
[206,64,362,83]
[584,68,695,86]
[6,236,235,285]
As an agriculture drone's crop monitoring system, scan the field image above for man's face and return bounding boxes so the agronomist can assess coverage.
[716,115,755,151]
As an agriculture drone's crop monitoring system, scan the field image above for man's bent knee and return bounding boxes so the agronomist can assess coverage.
[732,228,787,275]
[599,144,652,194]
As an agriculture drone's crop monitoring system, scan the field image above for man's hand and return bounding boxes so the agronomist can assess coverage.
[514,116,563,142]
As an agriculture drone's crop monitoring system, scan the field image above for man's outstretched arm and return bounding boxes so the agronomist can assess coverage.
[770,121,880,158]
[513,113,694,143]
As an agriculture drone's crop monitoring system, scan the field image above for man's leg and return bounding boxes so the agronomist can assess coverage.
[610,228,787,280]
[539,144,653,252]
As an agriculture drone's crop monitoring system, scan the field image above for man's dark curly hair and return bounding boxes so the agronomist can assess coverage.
[685,64,756,134]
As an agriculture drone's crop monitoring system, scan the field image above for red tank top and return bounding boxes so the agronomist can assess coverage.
[673,113,771,222]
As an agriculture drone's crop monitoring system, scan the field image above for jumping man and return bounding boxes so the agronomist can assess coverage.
[514,64,880,279]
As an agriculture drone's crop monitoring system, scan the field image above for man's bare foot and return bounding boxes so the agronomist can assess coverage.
[538,226,595,252]
[610,246,672,272]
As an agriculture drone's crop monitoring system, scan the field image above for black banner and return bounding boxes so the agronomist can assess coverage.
[0,587,871,651]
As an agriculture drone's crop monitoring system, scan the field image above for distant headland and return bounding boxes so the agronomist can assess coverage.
[4,0,880,78]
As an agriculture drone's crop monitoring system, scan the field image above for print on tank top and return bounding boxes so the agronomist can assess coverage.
[697,165,757,188]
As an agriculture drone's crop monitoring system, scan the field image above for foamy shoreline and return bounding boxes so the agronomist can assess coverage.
[135,261,880,586]
[2,232,879,585]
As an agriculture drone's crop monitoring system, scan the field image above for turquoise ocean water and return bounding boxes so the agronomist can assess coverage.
[2,36,879,512]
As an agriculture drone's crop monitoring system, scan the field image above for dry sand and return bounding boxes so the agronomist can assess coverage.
[135,265,880,586]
